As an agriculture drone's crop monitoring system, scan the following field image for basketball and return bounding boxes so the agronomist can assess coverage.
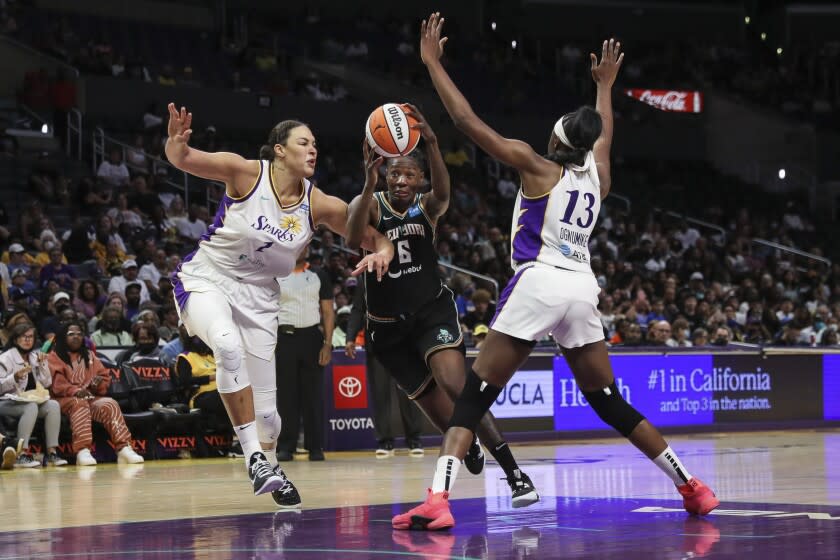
[365,103,421,158]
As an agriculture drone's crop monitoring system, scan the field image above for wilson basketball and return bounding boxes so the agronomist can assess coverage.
[365,103,421,158]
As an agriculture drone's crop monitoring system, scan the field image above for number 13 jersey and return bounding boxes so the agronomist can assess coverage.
[364,192,442,318]
[510,159,601,274]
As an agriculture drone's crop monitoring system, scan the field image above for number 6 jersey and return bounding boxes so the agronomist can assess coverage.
[510,155,601,273]
[364,192,442,318]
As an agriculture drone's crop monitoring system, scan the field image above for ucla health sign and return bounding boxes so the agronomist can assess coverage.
[490,370,554,419]
[554,355,714,431]
[554,353,825,431]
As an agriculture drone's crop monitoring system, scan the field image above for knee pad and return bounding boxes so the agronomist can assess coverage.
[209,326,246,392]
[253,389,281,443]
[255,408,282,444]
[447,369,502,432]
[582,382,645,438]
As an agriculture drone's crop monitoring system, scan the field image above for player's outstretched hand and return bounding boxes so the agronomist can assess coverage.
[590,39,624,87]
[403,103,436,143]
[167,102,193,144]
[352,252,390,281]
[420,12,448,65]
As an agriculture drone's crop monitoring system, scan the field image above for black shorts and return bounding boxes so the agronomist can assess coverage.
[366,287,465,399]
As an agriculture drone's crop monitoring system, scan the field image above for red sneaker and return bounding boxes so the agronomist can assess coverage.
[678,478,720,515]
[392,489,455,531]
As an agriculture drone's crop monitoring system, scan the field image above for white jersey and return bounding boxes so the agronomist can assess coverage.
[177,160,315,287]
[509,153,600,273]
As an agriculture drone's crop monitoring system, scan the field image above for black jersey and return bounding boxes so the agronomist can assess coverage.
[365,192,442,317]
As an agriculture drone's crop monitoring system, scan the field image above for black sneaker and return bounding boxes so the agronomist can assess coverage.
[464,436,485,475]
[407,440,424,457]
[375,441,394,457]
[505,470,540,508]
[14,452,41,468]
[248,452,285,495]
[228,441,245,458]
[271,465,302,508]
[276,450,294,462]
[47,452,68,467]
[308,450,325,461]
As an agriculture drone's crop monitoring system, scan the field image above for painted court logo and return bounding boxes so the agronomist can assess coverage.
[436,328,454,344]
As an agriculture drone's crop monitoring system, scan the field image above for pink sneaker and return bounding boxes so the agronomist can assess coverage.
[678,478,720,515]
[392,489,455,531]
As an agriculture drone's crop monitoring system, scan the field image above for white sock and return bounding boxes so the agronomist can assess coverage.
[431,455,460,493]
[263,444,278,468]
[653,446,692,485]
[234,422,262,466]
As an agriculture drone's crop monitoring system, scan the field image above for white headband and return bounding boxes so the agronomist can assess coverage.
[553,115,575,150]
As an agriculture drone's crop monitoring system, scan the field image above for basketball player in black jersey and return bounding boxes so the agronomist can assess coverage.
[346,104,538,508]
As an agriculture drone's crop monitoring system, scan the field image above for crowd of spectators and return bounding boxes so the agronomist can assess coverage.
[2,101,839,360]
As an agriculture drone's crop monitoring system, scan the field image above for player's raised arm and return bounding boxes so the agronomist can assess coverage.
[419,13,550,177]
[164,102,259,197]
[345,140,383,251]
[589,39,624,198]
[404,103,450,220]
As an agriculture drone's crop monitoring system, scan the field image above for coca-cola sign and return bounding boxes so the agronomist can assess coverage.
[625,89,703,113]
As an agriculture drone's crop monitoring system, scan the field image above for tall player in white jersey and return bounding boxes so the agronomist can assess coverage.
[165,104,393,506]
[393,14,719,531]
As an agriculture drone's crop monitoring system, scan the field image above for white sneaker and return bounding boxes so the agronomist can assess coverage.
[117,445,145,464]
[76,448,97,466]
[2,446,17,470]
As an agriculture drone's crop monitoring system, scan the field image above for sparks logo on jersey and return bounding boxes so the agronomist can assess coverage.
[279,215,303,234]
[251,215,302,242]
[333,365,368,409]
[436,328,455,344]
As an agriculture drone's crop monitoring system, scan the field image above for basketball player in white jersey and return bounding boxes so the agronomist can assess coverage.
[393,14,719,530]
[165,103,393,506]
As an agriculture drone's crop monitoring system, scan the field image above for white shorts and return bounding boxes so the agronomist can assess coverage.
[172,251,281,361]
[490,263,604,349]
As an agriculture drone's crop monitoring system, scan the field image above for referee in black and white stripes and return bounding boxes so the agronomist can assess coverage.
[275,245,334,462]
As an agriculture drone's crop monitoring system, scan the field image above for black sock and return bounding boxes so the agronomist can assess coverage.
[489,441,519,479]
